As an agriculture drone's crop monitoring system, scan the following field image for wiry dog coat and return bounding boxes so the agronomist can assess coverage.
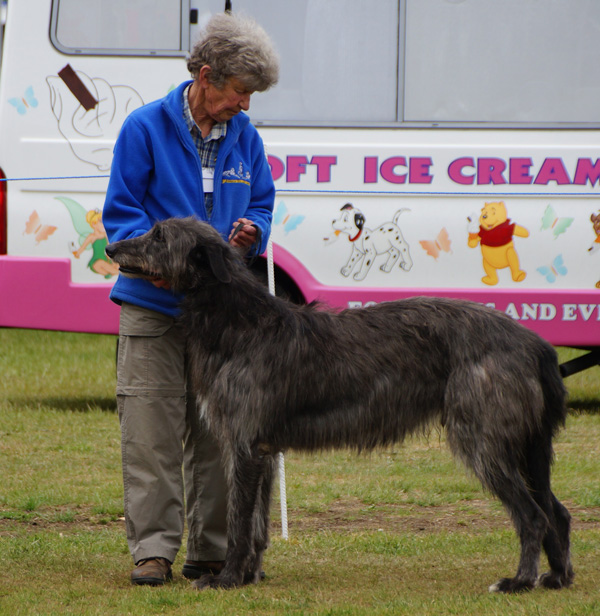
[105,217,573,594]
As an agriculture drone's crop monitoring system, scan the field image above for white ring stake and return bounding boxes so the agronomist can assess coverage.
[266,238,289,539]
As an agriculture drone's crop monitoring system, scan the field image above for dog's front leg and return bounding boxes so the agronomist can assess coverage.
[244,451,276,584]
[193,445,264,590]
[341,246,363,277]
[354,245,375,280]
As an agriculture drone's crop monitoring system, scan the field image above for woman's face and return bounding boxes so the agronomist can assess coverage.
[203,76,254,123]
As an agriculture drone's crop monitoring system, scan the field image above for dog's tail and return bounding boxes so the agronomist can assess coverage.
[392,208,411,225]
[539,343,569,440]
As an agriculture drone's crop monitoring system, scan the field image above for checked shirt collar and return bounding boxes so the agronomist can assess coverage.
[182,84,227,216]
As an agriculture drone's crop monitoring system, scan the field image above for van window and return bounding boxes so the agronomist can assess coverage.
[244,0,399,124]
[403,0,600,124]
[50,0,189,56]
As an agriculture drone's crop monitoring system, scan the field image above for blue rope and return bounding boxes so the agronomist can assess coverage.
[0,175,595,197]
[0,175,110,181]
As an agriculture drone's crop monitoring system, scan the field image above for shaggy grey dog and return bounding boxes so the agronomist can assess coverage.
[105,217,573,594]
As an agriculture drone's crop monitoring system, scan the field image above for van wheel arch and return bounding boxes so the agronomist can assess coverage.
[248,257,305,305]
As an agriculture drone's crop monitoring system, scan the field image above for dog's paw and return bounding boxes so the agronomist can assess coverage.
[243,568,266,584]
[488,577,535,594]
[537,569,574,590]
[192,573,241,590]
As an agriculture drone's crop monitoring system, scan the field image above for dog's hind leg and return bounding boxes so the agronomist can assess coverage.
[523,442,574,589]
[380,246,400,273]
[194,445,266,590]
[445,367,548,593]
[449,440,549,591]
[483,469,549,593]
[538,494,574,589]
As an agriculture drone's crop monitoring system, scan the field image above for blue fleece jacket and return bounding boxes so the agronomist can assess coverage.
[103,80,275,317]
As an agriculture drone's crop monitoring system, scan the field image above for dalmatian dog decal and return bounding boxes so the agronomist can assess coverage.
[330,203,413,281]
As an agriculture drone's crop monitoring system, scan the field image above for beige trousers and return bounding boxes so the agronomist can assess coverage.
[116,302,227,564]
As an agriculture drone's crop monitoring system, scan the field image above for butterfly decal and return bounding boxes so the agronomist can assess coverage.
[537,254,567,283]
[9,86,38,115]
[23,211,57,244]
[419,228,452,260]
[540,204,573,239]
[273,201,305,234]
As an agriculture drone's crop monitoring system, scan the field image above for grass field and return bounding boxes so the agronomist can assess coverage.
[0,328,599,615]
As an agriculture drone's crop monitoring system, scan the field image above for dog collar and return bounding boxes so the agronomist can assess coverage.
[349,229,362,242]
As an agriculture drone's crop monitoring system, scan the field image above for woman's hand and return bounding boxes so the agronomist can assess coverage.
[229,218,257,249]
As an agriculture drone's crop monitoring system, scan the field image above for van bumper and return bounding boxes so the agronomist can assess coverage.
[0,256,119,334]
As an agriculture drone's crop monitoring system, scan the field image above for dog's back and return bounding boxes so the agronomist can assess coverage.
[230,295,567,456]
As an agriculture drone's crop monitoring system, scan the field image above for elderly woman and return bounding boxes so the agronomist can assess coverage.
[102,12,279,586]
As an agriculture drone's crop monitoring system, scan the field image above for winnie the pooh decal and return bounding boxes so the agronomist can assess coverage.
[468,201,529,286]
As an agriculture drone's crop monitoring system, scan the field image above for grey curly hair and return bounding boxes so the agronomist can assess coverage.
[187,13,279,92]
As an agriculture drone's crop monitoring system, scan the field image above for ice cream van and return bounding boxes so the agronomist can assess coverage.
[0,0,599,373]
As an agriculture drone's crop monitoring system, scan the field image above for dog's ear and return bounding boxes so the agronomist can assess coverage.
[354,212,365,230]
[190,243,232,284]
[207,245,232,284]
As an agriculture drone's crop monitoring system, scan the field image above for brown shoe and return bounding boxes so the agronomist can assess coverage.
[131,557,172,586]
[182,560,224,580]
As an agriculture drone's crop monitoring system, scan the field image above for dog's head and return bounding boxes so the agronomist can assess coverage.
[332,203,365,235]
[105,217,234,292]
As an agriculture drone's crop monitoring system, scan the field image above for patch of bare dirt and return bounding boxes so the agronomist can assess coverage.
[1,500,598,537]
[0,505,125,536]
[280,498,600,535]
